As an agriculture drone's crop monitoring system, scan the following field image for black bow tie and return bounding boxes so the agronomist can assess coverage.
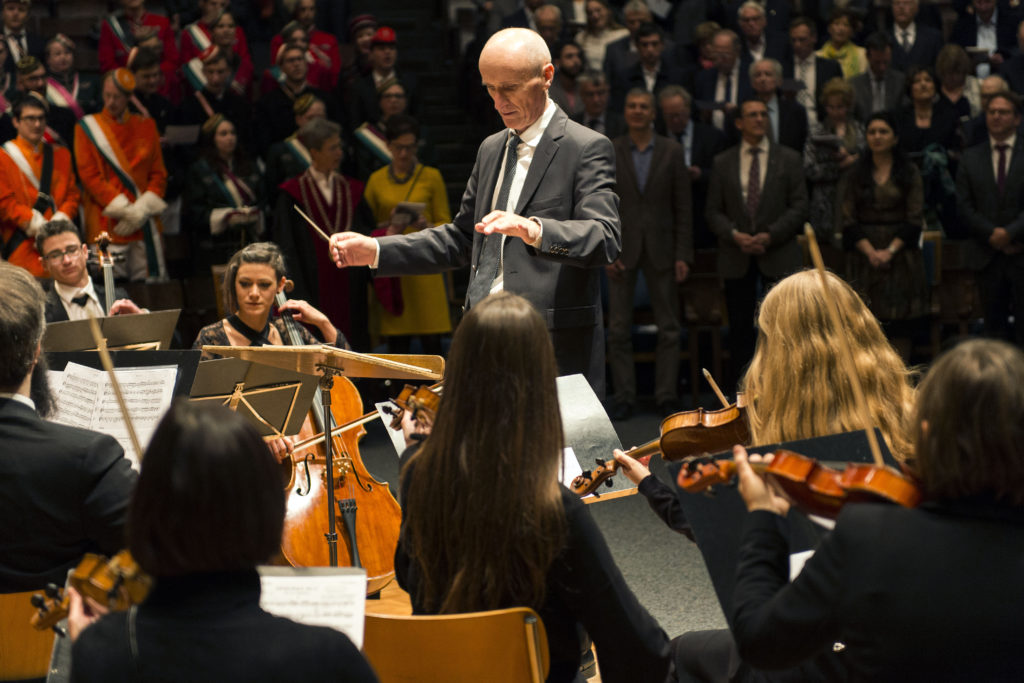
[71,294,91,307]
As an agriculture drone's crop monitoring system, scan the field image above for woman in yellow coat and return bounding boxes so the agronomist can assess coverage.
[364,114,452,354]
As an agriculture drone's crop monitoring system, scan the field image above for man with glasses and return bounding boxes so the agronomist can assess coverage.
[0,93,78,276]
[35,219,144,322]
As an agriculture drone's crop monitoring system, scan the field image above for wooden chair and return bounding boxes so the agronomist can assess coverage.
[363,607,549,683]
[0,591,55,680]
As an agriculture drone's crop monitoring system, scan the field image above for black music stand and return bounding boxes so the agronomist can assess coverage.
[42,309,181,352]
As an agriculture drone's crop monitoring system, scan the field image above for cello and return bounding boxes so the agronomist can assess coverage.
[273,290,402,595]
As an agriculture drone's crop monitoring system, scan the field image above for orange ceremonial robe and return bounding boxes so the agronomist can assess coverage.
[74,109,167,245]
[0,137,80,277]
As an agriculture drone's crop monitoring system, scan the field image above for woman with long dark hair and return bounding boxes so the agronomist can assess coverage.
[837,111,929,353]
[395,292,670,683]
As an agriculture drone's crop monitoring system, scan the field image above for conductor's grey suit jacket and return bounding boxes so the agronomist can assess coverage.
[376,105,621,394]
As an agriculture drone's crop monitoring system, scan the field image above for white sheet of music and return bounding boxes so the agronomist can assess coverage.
[257,567,367,648]
[49,362,177,467]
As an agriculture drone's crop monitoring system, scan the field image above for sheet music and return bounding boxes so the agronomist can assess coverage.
[257,567,367,648]
[50,362,177,467]
[560,447,586,495]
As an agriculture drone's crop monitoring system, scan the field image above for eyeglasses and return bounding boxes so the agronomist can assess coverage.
[43,245,82,262]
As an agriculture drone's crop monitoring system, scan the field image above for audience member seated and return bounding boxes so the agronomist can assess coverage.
[0,94,78,276]
[99,0,179,103]
[575,0,629,72]
[0,0,40,76]
[255,41,332,156]
[350,26,419,131]
[805,78,863,241]
[0,261,137,594]
[363,115,452,355]
[263,93,325,203]
[181,7,253,98]
[889,0,943,72]
[44,34,100,119]
[395,291,672,683]
[67,400,376,683]
[274,118,371,342]
[851,32,906,122]
[950,0,1017,78]
[838,111,928,354]
[730,338,1024,681]
[936,43,982,121]
[572,69,625,137]
[75,69,168,281]
[817,8,866,79]
[784,17,843,124]
[36,220,145,321]
[183,114,264,268]
[550,40,585,118]
[268,0,341,90]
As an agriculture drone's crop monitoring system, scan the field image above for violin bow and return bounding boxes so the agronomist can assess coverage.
[803,223,885,467]
[86,313,144,459]
[702,368,731,409]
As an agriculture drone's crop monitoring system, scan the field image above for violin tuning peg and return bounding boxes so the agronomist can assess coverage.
[595,458,606,467]
[604,479,614,488]
[30,594,46,609]
[44,583,61,598]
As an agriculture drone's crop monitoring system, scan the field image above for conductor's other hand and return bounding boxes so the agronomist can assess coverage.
[330,232,377,268]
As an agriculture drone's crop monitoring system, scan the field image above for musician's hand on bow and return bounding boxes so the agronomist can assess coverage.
[735,445,790,516]
[109,299,143,315]
[266,436,296,463]
[476,210,541,246]
[330,232,377,268]
[613,448,651,486]
[67,586,109,642]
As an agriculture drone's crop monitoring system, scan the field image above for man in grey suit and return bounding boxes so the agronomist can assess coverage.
[956,91,1024,345]
[851,33,906,122]
[330,28,621,395]
[706,98,807,379]
[607,89,692,418]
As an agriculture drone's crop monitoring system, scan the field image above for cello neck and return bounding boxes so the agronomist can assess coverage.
[273,290,331,433]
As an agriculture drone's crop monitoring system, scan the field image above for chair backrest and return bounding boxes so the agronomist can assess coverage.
[0,591,55,681]
[363,607,549,683]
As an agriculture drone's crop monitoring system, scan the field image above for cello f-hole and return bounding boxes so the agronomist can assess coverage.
[296,454,313,496]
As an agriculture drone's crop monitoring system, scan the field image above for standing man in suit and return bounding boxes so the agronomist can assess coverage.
[0,260,137,592]
[573,70,627,138]
[607,89,692,418]
[603,0,654,86]
[695,30,750,131]
[956,91,1024,345]
[660,85,725,248]
[889,0,943,72]
[738,58,808,152]
[1,0,41,76]
[611,23,692,113]
[736,1,788,66]
[706,98,807,378]
[951,0,1018,78]
[330,28,621,395]
[35,220,144,323]
[784,17,843,124]
[350,26,419,128]
[851,33,906,121]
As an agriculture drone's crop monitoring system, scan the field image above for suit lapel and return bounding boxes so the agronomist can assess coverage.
[476,134,504,219]
[514,110,564,215]
[756,143,779,221]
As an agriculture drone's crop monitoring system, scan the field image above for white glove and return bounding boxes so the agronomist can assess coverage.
[113,203,148,236]
[134,190,168,218]
[25,209,46,237]
[209,207,233,235]
[102,193,132,220]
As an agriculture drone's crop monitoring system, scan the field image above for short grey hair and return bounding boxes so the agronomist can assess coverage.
[738,1,766,18]
[297,117,341,151]
[658,84,692,107]
[750,57,782,81]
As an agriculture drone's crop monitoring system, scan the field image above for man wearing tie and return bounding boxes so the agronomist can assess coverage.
[1,0,40,76]
[956,91,1024,345]
[329,28,621,395]
[950,0,1017,78]
[35,220,144,323]
[784,17,842,124]
[889,0,943,72]
[732,58,807,152]
[573,70,626,138]
[695,30,748,131]
[706,98,807,378]
[851,33,906,122]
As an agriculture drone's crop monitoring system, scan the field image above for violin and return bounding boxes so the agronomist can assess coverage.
[572,394,750,497]
[273,290,402,595]
[676,449,922,519]
[384,383,441,433]
[29,551,151,635]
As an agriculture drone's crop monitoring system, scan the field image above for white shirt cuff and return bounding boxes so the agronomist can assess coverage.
[371,238,381,269]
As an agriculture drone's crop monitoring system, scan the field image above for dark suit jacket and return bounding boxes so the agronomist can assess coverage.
[350,70,419,128]
[706,140,808,279]
[740,30,789,67]
[1000,52,1024,94]
[694,66,752,124]
[950,11,1017,53]
[850,69,906,122]
[889,24,944,71]
[782,56,844,108]
[43,280,128,323]
[956,136,1024,270]
[571,109,627,139]
[0,398,136,591]
[733,502,1024,680]
[613,134,692,269]
[603,34,637,84]
[610,58,694,114]
[376,106,621,395]
[685,121,727,247]
[724,96,808,153]
[1,32,43,75]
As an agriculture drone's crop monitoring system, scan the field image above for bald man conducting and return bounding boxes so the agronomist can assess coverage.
[330,28,621,395]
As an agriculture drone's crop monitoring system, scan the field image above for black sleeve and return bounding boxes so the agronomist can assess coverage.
[549,490,671,682]
[77,436,137,556]
[637,474,695,539]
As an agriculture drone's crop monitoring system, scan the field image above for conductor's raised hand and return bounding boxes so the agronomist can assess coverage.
[734,445,790,516]
[329,232,377,268]
[475,210,541,245]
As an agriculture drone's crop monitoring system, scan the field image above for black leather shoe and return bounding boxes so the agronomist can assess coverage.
[610,401,634,421]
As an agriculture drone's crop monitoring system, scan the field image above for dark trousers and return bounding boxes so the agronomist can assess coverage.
[723,262,778,386]
[977,253,1024,346]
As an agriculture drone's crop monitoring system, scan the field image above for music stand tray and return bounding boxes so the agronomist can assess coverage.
[43,310,181,352]
[202,345,444,380]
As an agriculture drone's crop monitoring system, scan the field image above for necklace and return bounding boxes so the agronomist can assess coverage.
[388,162,416,184]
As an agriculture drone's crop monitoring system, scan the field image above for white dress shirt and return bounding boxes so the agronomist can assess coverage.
[976,9,998,78]
[896,23,917,51]
[713,62,741,130]
[308,166,335,205]
[794,55,818,123]
[55,278,104,321]
[0,392,34,409]
[739,136,770,203]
